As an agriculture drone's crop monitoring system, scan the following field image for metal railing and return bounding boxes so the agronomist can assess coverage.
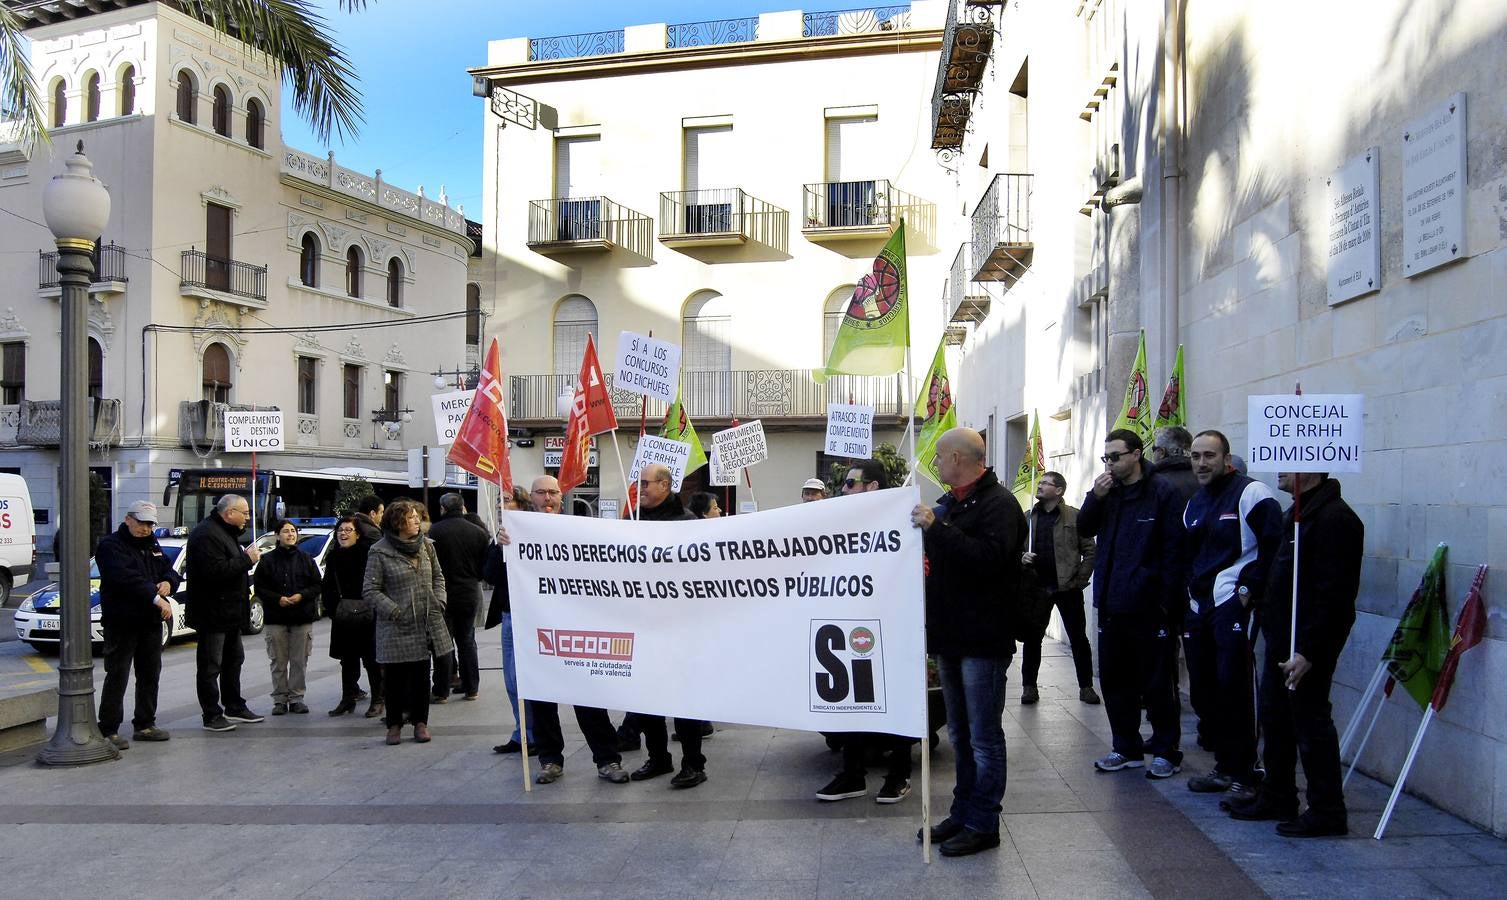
[180,249,268,302]
[529,29,625,61]
[509,370,909,422]
[668,16,759,48]
[526,197,654,258]
[178,400,265,448]
[930,0,994,151]
[802,180,893,230]
[803,5,911,37]
[14,398,121,446]
[948,244,968,323]
[658,188,788,244]
[970,173,1033,277]
[38,243,129,289]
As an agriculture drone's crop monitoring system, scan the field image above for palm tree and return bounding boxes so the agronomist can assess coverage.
[2,0,369,149]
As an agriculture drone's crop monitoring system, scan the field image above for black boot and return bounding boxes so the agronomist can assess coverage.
[328,695,358,717]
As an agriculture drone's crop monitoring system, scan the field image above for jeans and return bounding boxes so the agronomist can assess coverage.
[1183,600,1256,779]
[634,714,706,771]
[98,618,163,735]
[500,613,533,744]
[195,626,247,722]
[1020,588,1094,688]
[532,702,622,768]
[1259,649,1346,820]
[263,623,313,703]
[1098,611,1182,761]
[384,660,432,728]
[937,654,1009,834]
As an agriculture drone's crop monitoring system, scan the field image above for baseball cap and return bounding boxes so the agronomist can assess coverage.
[801,478,826,492]
[126,500,159,524]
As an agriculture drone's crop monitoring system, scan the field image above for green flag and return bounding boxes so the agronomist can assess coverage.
[814,223,909,383]
[1381,543,1452,710]
[1154,344,1186,432]
[1112,330,1153,443]
[914,339,958,486]
[659,385,707,475]
[1010,411,1044,507]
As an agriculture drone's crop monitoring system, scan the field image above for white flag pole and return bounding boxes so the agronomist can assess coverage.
[500,498,532,793]
[1338,660,1389,757]
[1344,685,1391,789]
[1374,705,1435,840]
[610,430,631,520]
[1288,383,1303,683]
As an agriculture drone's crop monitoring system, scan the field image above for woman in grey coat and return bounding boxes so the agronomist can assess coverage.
[364,499,453,745]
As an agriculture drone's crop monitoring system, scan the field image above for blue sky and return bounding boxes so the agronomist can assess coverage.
[278,1,788,220]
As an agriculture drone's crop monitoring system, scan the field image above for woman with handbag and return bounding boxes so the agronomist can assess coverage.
[364,498,452,745]
[324,516,381,718]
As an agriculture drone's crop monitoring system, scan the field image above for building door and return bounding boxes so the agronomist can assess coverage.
[205,202,232,291]
[555,136,602,241]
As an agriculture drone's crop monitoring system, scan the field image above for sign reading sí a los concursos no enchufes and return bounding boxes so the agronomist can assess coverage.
[223,410,284,452]
[612,331,682,404]
[1246,394,1364,473]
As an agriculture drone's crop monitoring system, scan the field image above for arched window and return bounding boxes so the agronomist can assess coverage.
[552,296,598,376]
[386,257,403,308]
[118,65,136,116]
[212,85,231,137]
[823,285,856,360]
[87,338,103,402]
[202,343,232,404]
[682,290,733,416]
[85,73,100,122]
[299,233,320,288]
[465,283,482,345]
[245,97,264,149]
[175,70,196,123]
[345,246,363,298]
[51,79,67,128]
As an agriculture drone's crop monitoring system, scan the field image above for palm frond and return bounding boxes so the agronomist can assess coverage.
[0,3,50,151]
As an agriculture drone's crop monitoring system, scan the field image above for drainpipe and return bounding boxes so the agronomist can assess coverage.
[1161,0,1183,389]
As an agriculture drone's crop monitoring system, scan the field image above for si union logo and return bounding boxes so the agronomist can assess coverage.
[848,626,876,656]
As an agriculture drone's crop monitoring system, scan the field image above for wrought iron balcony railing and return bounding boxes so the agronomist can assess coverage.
[38,242,129,290]
[527,197,654,258]
[970,173,1034,284]
[930,0,996,152]
[178,400,266,448]
[529,29,625,61]
[802,180,894,233]
[658,189,788,247]
[947,244,990,324]
[803,5,911,37]
[180,249,268,302]
[667,16,760,48]
[15,398,122,446]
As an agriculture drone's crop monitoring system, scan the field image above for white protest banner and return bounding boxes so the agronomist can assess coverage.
[1247,394,1365,473]
[629,435,692,491]
[825,403,874,459]
[506,486,926,734]
[711,420,768,471]
[613,331,681,403]
[708,445,737,487]
[430,390,471,446]
[223,410,284,452]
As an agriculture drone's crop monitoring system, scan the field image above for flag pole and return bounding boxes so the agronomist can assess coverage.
[1374,705,1435,840]
[1289,383,1303,687]
[1338,660,1389,758]
[610,429,632,519]
[498,500,532,792]
[1343,684,1389,789]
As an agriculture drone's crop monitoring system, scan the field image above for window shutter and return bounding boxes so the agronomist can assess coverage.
[826,115,879,182]
[556,136,601,198]
[684,126,733,192]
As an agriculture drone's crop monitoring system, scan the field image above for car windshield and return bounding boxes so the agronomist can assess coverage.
[297,535,326,557]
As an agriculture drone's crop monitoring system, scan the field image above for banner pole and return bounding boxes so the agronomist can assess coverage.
[742,467,758,511]
[904,346,917,475]
[500,498,532,793]
[610,430,631,519]
[1338,660,1389,757]
[1343,685,1390,789]
[1289,383,1303,681]
[1374,705,1435,840]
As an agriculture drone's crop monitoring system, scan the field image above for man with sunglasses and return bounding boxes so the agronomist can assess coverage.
[1078,428,1187,781]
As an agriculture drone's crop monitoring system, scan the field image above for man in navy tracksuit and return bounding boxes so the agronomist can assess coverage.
[1181,429,1282,793]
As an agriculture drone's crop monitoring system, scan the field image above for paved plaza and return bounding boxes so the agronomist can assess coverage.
[0,616,1501,899]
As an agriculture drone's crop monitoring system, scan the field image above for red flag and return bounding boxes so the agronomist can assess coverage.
[1431,565,1489,711]
[622,480,639,518]
[558,335,616,494]
[447,337,514,493]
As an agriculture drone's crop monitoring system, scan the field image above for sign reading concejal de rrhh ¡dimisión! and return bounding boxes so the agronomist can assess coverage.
[223,410,284,452]
[1246,394,1364,473]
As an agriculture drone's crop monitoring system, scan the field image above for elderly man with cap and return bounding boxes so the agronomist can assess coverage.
[800,477,827,503]
[94,501,182,750]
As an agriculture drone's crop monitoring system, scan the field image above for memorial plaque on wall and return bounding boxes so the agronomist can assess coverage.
[1326,147,1381,305]
[1401,93,1466,278]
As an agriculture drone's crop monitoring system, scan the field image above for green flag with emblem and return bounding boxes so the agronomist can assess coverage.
[814,223,909,383]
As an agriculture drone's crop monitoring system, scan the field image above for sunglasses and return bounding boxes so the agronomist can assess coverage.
[842,478,870,488]
[1100,450,1135,463]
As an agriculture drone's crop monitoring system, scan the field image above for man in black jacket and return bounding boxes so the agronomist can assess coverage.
[1230,473,1362,838]
[429,493,491,701]
[95,501,181,749]
[1079,428,1186,780]
[353,495,384,544]
[185,495,264,732]
[1150,426,1199,505]
[911,428,1025,857]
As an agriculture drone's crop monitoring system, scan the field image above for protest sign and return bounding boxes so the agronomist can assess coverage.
[738,500,758,514]
[224,410,284,452]
[430,390,471,446]
[598,498,620,520]
[613,331,681,403]
[506,486,926,735]
[629,435,693,490]
[708,445,737,487]
[825,403,874,458]
[710,420,768,471]
[1247,394,1365,473]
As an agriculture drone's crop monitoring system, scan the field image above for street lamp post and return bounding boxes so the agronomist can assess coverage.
[38,142,117,767]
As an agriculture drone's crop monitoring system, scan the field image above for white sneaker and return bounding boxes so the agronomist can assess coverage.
[1145,757,1180,779]
[1094,751,1144,772]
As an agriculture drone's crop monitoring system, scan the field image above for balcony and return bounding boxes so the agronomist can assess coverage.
[527,197,653,259]
[803,5,912,36]
[802,180,894,241]
[946,244,990,325]
[180,250,268,306]
[971,173,1033,284]
[667,16,760,48]
[281,148,468,236]
[15,398,122,447]
[930,1,997,152]
[178,400,266,449]
[658,189,787,249]
[38,243,129,297]
[509,370,909,429]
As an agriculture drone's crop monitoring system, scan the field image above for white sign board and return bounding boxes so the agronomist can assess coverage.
[545,449,599,468]
[1247,394,1365,473]
[1326,147,1381,305]
[407,447,446,488]
[506,487,927,734]
[1402,93,1466,278]
[711,420,768,471]
[738,500,759,514]
[223,410,284,452]
[430,390,472,446]
[629,435,693,491]
[708,445,738,487]
[613,331,681,403]
[598,498,620,520]
[825,403,875,458]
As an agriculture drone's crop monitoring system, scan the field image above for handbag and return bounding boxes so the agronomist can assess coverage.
[331,565,374,626]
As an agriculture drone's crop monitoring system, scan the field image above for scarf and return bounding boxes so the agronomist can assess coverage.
[386,532,425,557]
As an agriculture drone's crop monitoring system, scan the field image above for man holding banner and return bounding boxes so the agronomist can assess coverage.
[910,428,1025,857]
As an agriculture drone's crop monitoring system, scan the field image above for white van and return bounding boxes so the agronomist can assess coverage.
[0,473,37,605]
